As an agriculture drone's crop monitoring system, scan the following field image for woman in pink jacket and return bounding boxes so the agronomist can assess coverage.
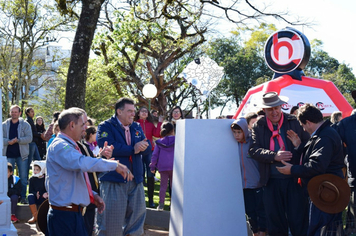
[134,106,162,207]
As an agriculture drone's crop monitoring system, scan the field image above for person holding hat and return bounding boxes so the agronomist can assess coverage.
[277,103,346,236]
[249,91,310,236]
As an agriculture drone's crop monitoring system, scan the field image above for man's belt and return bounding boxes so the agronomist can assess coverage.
[51,204,84,214]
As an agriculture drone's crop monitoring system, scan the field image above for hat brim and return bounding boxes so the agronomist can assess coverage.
[258,96,289,108]
[36,199,49,233]
[308,174,350,214]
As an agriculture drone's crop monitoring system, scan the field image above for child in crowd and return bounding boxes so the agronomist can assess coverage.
[245,112,258,130]
[84,126,100,156]
[149,122,175,211]
[47,121,59,148]
[231,118,266,236]
[7,162,21,223]
[27,161,47,224]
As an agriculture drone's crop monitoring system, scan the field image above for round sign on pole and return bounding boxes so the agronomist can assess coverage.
[264,27,310,73]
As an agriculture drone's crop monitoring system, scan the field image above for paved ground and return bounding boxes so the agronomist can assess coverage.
[13,221,169,236]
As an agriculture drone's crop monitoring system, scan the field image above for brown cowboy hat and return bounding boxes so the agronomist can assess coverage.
[307,174,350,214]
[258,92,289,108]
[36,199,49,233]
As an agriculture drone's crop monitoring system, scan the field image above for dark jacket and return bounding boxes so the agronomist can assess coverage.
[249,113,310,186]
[29,176,46,197]
[77,140,99,210]
[291,120,344,186]
[336,114,356,187]
[26,115,41,143]
[97,115,151,184]
[36,124,47,159]
[8,175,21,197]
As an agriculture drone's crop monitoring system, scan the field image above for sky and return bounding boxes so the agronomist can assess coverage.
[210,0,356,118]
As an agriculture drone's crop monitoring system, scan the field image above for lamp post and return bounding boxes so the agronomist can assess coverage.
[142,84,157,111]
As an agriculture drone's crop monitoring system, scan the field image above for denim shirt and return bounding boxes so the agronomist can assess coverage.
[46,133,118,207]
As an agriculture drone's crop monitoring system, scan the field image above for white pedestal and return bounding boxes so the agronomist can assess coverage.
[0,88,18,235]
[169,119,248,236]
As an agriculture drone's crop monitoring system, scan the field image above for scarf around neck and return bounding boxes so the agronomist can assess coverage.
[267,114,285,151]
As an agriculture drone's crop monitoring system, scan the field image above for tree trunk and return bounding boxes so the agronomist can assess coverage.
[65,0,104,109]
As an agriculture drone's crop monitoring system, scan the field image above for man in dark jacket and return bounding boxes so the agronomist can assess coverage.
[277,103,345,235]
[249,92,310,236]
[25,107,41,166]
[336,110,356,228]
[96,97,151,236]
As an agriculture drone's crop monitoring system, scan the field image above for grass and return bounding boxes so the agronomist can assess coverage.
[144,172,171,211]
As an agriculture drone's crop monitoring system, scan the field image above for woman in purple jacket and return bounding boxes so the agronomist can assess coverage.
[150,122,175,211]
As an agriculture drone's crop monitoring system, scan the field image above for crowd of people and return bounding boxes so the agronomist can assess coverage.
[2,100,181,235]
[231,91,356,236]
[3,92,356,236]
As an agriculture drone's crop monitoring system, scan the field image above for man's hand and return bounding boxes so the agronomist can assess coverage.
[274,150,292,162]
[276,160,293,175]
[287,130,301,148]
[43,192,48,199]
[8,137,18,145]
[99,141,114,159]
[94,194,105,214]
[134,139,149,154]
[115,161,134,181]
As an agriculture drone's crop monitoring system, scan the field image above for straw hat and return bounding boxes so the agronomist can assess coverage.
[307,174,350,214]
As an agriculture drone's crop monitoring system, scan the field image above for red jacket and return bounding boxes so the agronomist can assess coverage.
[136,119,162,149]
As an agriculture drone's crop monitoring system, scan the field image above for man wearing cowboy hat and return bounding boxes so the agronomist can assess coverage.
[277,103,346,236]
[249,91,310,236]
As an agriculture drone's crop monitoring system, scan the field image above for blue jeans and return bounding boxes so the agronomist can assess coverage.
[28,142,41,169]
[142,151,154,178]
[308,201,342,236]
[47,208,87,236]
[7,157,29,199]
[28,194,46,206]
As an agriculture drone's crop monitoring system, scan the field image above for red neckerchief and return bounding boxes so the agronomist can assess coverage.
[266,114,285,151]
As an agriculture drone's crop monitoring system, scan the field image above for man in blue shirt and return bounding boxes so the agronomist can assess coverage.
[46,107,132,236]
[96,97,151,236]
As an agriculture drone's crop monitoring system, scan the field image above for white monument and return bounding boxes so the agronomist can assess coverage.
[170,119,248,236]
[0,89,18,235]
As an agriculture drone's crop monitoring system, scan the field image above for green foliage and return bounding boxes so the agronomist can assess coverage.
[305,39,340,78]
[31,71,66,125]
[303,39,356,107]
[84,58,129,124]
[0,0,73,118]
[206,34,272,110]
[92,1,207,115]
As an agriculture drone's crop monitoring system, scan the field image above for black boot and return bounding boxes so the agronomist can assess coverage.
[147,177,155,208]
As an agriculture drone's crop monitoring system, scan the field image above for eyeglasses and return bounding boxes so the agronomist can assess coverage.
[140,110,148,113]
[173,111,180,114]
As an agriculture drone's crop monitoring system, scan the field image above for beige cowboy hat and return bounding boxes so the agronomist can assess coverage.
[307,174,350,214]
[258,92,289,108]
